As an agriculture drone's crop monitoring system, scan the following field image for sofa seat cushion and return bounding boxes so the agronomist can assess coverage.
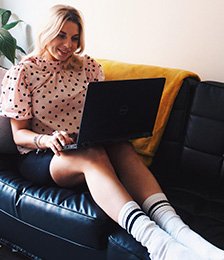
[164,185,224,250]
[108,226,149,260]
[0,156,114,250]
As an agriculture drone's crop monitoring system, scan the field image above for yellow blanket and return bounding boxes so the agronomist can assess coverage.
[97,59,200,166]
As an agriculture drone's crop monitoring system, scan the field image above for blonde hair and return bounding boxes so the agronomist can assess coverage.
[29,4,85,69]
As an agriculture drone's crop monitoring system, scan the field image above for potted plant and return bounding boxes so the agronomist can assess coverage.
[0,8,26,65]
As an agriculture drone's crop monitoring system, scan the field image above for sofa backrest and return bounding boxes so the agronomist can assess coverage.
[0,59,199,158]
[151,78,198,178]
[99,59,200,166]
[181,81,224,183]
[0,67,19,154]
[152,80,224,186]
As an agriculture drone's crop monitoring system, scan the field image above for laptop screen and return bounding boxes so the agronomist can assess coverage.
[76,78,165,147]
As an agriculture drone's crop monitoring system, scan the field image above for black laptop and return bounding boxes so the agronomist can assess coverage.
[62,77,165,150]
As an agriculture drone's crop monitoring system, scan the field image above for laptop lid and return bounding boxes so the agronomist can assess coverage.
[76,78,165,148]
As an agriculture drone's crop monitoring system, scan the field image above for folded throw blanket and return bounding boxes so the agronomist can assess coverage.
[97,59,200,166]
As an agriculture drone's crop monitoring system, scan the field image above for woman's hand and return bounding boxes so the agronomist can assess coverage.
[41,131,75,156]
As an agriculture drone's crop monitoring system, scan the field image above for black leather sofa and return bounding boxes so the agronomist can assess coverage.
[0,63,224,259]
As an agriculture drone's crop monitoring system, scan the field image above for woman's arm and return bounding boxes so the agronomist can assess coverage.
[10,119,74,155]
[10,118,41,150]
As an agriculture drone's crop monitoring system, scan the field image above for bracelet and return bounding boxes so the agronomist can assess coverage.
[34,135,44,150]
[37,134,45,148]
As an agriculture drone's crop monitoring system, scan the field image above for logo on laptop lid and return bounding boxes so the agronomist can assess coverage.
[119,105,129,116]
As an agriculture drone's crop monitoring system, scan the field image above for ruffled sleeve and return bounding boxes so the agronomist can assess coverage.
[0,64,33,120]
[84,55,105,82]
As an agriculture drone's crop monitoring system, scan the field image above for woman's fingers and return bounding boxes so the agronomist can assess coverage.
[58,130,74,144]
[50,130,75,155]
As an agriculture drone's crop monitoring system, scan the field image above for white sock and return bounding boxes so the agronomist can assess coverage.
[142,193,224,260]
[118,201,200,260]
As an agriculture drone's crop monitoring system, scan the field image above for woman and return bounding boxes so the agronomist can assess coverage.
[0,4,223,260]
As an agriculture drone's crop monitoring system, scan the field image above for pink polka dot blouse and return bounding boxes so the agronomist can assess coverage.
[0,54,104,153]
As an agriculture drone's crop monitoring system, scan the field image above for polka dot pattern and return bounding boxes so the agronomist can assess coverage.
[0,55,104,153]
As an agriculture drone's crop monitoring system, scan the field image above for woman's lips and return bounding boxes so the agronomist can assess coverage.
[58,48,71,58]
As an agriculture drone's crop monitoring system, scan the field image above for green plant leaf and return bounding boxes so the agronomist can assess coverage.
[3,20,23,30]
[0,28,16,64]
[0,8,26,64]
[16,45,26,54]
[0,9,11,26]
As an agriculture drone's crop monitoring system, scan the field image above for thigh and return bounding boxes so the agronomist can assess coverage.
[49,146,111,187]
[17,149,55,185]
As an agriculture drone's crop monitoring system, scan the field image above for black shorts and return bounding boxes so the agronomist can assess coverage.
[17,149,55,185]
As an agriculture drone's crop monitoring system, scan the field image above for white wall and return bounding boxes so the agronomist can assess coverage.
[2,0,224,81]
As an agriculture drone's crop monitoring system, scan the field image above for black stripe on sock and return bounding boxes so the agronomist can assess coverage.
[147,200,170,217]
[125,209,142,231]
[151,203,170,218]
[128,212,145,233]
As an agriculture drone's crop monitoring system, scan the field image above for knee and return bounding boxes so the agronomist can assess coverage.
[84,146,109,166]
[107,141,134,154]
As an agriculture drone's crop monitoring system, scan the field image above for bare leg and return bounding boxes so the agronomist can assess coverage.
[48,146,200,260]
[106,142,224,260]
[105,142,162,204]
[49,146,132,221]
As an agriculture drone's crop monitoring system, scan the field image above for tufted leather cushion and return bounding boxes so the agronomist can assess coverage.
[0,157,114,250]
[181,81,224,183]
[152,80,224,250]
[0,67,18,154]
[151,77,199,180]
[108,227,149,260]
